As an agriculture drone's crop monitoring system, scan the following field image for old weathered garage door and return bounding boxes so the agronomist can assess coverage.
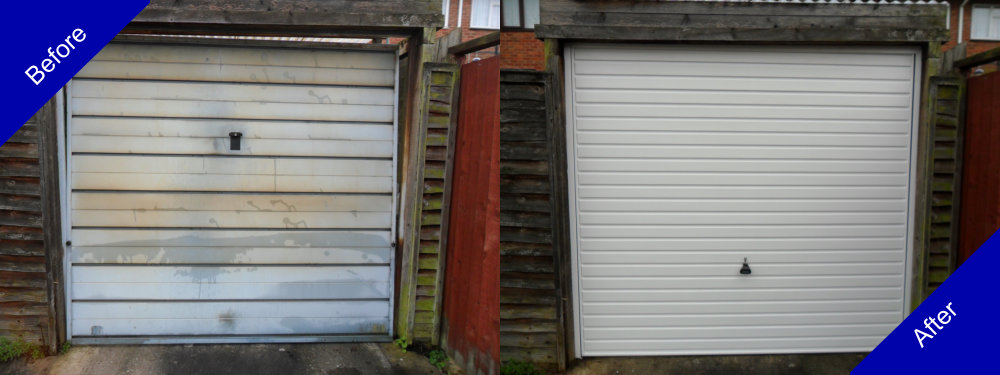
[65,41,397,342]
[565,44,920,355]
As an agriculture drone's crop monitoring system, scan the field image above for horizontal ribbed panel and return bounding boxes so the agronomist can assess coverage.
[69,43,396,338]
[566,44,917,356]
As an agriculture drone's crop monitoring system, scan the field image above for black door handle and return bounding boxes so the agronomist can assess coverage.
[229,132,243,151]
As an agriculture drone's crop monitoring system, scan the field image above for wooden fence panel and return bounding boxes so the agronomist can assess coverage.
[498,70,564,371]
[1,100,58,350]
[960,72,1000,263]
[442,57,500,375]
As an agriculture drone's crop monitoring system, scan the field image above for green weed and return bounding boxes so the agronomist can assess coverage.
[0,337,42,362]
[428,348,448,371]
[501,359,548,375]
[60,341,71,355]
[394,337,409,353]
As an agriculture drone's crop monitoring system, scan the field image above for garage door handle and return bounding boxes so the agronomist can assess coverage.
[740,257,752,275]
[229,132,243,151]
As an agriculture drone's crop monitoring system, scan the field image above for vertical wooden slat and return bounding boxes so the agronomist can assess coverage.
[38,96,64,354]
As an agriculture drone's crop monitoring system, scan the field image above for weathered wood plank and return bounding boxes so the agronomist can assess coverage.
[501,142,550,161]
[542,0,948,18]
[500,305,558,320]
[500,123,548,141]
[0,210,42,227]
[500,212,552,229]
[536,25,948,42]
[0,159,40,178]
[499,274,556,290]
[6,125,39,144]
[501,320,560,334]
[0,240,44,257]
[501,161,550,176]
[0,271,47,288]
[0,226,43,241]
[546,13,944,30]
[500,85,545,102]
[500,194,552,213]
[500,256,555,274]
[0,143,39,159]
[0,194,41,212]
[499,176,551,195]
[0,288,48,303]
[500,332,559,349]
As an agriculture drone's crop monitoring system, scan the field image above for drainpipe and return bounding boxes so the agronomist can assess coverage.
[958,0,970,44]
[947,1,951,29]
[458,0,464,28]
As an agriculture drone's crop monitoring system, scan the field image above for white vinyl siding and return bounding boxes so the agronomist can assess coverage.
[565,44,919,356]
[67,42,397,340]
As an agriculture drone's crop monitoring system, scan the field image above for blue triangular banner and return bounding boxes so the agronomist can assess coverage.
[853,228,1000,373]
[0,1,149,145]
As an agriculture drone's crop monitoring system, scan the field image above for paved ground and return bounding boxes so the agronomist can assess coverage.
[0,343,443,375]
[562,353,866,375]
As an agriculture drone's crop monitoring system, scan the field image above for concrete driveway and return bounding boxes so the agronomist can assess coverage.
[0,343,443,375]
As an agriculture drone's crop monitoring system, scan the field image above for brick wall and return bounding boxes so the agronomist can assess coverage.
[500,32,545,71]
[943,0,1000,57]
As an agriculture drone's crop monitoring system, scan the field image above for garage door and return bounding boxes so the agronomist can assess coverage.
[66,42,397,341]
[565,44,919,356]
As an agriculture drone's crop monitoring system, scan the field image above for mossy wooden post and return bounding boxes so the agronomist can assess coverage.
[543,37,571,371]
[920,73,965,300]
[396,27,436,344]
[913,41,943,311]
[414,64,459,344]
[396,27,461,345]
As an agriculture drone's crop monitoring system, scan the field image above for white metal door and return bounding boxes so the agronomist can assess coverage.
[65,42,398,342]
[565,44,920,356]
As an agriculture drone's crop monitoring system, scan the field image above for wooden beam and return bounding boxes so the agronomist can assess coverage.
[535,25,949,42]
[541,0,949,18]
[536,0,949,42]
[448,32,500,57]
[123,23,417,39]
[955,46,1000,69]
[111,34,399,51]
[133,0,443,29]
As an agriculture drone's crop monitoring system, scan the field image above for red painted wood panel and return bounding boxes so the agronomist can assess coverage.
[959,72,1000,264]
[442,56,500,374]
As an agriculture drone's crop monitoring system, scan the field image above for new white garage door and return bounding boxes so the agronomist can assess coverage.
[565,44,920,356]
[66,42,397,341]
